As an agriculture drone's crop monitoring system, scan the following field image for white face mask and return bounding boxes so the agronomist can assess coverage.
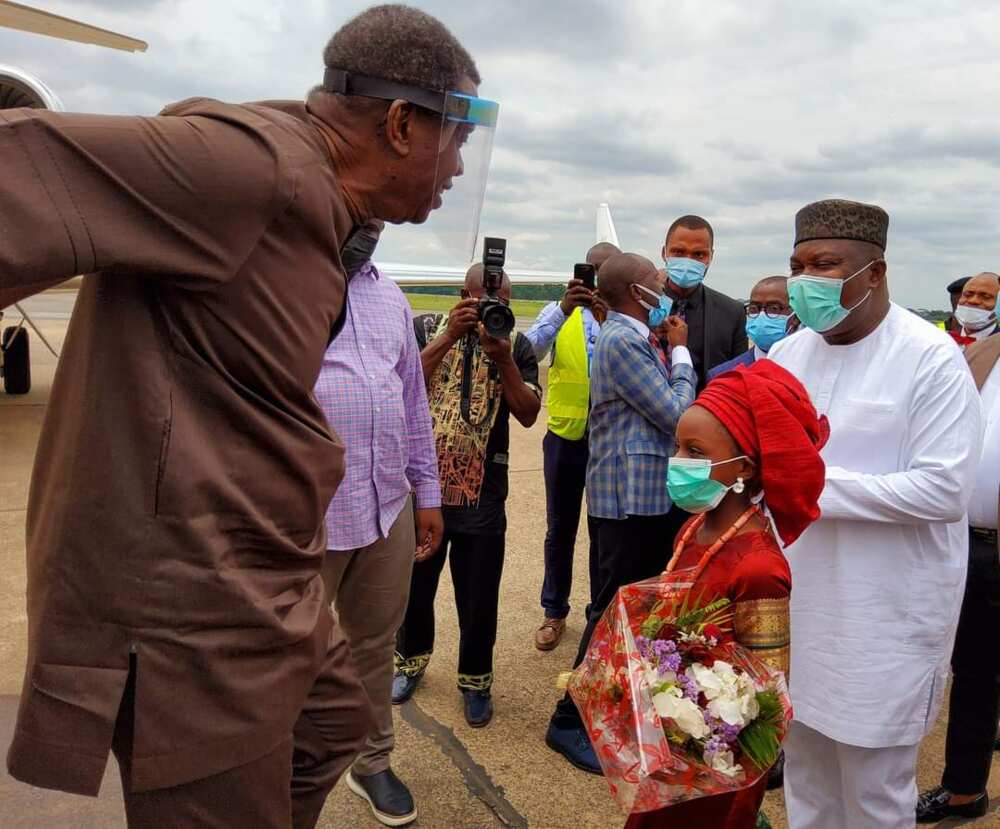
[954,304,997,332]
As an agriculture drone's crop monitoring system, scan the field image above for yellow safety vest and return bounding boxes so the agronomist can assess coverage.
[547,307,591,440]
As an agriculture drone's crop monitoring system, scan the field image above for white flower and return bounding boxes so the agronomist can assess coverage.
[707,748,741,778]
[691,662,761,727]
[652,689,711,740]
[738,677,760,721]
[642,666,678,692]
[687,663,724,699]
[708,695,746,727]
[712,660,737,679]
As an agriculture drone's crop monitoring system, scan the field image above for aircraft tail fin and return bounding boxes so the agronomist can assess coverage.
[596,203,620,248]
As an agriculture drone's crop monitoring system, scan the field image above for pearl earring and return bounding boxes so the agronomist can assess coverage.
[732,477,745,494]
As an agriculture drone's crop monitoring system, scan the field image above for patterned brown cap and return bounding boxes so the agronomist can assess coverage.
[794,199,889,250]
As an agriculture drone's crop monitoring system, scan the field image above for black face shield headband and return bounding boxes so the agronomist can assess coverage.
[322,68,476,122]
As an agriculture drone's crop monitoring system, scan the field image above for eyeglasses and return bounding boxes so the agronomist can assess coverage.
[745,302,791,318]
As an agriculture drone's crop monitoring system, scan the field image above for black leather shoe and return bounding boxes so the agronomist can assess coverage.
[545,721,603,775]
[766,750,784,790]
[916,785,988,823]
[391,671,422,706]
[346,769,417,827]
[462,690,494,727]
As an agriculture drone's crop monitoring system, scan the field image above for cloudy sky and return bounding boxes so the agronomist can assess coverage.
[5,0,1000,308]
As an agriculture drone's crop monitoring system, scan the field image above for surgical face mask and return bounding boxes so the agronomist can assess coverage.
[666,257,708,290]
[341,222,383,279]
[634,283,671,327]
[787,260,877,333]
[667,455,749,513]
[745,313,792,353]
[954,304,997,332]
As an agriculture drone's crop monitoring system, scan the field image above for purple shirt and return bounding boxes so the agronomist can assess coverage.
[315,262,441,551]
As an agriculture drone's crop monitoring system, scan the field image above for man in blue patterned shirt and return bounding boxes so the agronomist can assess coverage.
[545,252,698,773]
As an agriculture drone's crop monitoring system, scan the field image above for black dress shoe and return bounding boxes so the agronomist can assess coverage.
[346,769,417,827]
[916,785,988,823]
[766,750,784,790]
[545,720,603,775]
[462,690,494,728]
[391,671,422,705]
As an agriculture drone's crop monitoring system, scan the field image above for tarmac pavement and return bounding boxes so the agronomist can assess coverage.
[1,292,998,827]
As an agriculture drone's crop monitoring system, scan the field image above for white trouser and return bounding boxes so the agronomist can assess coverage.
[784,721,919,829]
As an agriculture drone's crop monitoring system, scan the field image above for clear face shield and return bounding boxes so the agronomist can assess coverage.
[426,91,498,262]
[322,69,499,264]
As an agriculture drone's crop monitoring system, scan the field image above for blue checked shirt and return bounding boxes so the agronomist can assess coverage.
[586,312,698,519]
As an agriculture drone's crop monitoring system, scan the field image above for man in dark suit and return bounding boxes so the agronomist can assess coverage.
[659,215,748,389]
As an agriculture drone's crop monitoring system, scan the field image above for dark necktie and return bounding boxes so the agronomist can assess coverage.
[648,333,669,368]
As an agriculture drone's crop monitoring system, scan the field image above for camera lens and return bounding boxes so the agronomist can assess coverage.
[480,299,515,339]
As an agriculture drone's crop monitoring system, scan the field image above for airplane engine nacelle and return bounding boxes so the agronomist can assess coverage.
[0,63,63,111]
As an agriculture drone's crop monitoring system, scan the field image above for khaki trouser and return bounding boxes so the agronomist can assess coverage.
[321,500,415,776]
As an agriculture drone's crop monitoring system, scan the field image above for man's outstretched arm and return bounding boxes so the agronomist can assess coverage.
[0,105,287,298]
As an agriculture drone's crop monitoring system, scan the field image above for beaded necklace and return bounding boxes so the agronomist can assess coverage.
[664,504,765,583]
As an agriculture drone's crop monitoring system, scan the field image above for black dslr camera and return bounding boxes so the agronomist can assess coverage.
[478,237,515,339]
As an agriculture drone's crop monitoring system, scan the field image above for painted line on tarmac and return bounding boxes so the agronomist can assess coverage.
[400,700,528,828]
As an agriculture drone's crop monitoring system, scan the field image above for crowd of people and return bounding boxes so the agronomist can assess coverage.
[2,3,998,829]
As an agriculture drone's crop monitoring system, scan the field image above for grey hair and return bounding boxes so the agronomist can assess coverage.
[323,4,480,96]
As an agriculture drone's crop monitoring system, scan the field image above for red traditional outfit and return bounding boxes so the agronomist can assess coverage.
[625,360,828,829]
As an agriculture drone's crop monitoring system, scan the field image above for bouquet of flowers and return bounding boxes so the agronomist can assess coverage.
[567,577,792,814]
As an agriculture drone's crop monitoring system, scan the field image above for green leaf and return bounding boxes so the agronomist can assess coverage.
[737,719,781,769]
[676,596,732,630]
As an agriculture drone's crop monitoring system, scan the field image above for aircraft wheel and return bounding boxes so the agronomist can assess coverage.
[2,326,30,395]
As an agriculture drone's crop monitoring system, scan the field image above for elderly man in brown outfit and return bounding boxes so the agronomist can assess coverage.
[0,5,495,827]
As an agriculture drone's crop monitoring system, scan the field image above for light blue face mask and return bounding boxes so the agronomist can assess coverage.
[667,455,749,513]
[666,257,708,290]
[635,283,671,327]
[787,261,877,333]
[745,313,792,353]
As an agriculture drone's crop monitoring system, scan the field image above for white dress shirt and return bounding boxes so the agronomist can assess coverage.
[768,303,983,748]
[968,358,1000,530]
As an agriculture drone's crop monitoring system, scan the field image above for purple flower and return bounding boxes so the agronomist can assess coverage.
[652,639,677,658]
[677,673,699,701]
[704,735,725,755]
[636,636,651,660]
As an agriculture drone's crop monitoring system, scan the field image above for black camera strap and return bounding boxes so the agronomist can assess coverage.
[459,335,500,429]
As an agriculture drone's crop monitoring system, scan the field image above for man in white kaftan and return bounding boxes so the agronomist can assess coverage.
[767,199,983,829]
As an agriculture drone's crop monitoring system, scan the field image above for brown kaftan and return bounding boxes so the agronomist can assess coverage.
[1,98,364,794]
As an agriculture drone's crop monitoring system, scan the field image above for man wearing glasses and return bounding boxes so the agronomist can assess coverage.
[709,276,798,379]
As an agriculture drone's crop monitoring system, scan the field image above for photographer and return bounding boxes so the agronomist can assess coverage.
[394,263,541,727]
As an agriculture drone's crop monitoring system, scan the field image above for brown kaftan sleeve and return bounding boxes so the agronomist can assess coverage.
[0,103,289,304]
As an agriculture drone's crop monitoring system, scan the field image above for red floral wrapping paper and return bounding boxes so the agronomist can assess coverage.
[567,574,793,814]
